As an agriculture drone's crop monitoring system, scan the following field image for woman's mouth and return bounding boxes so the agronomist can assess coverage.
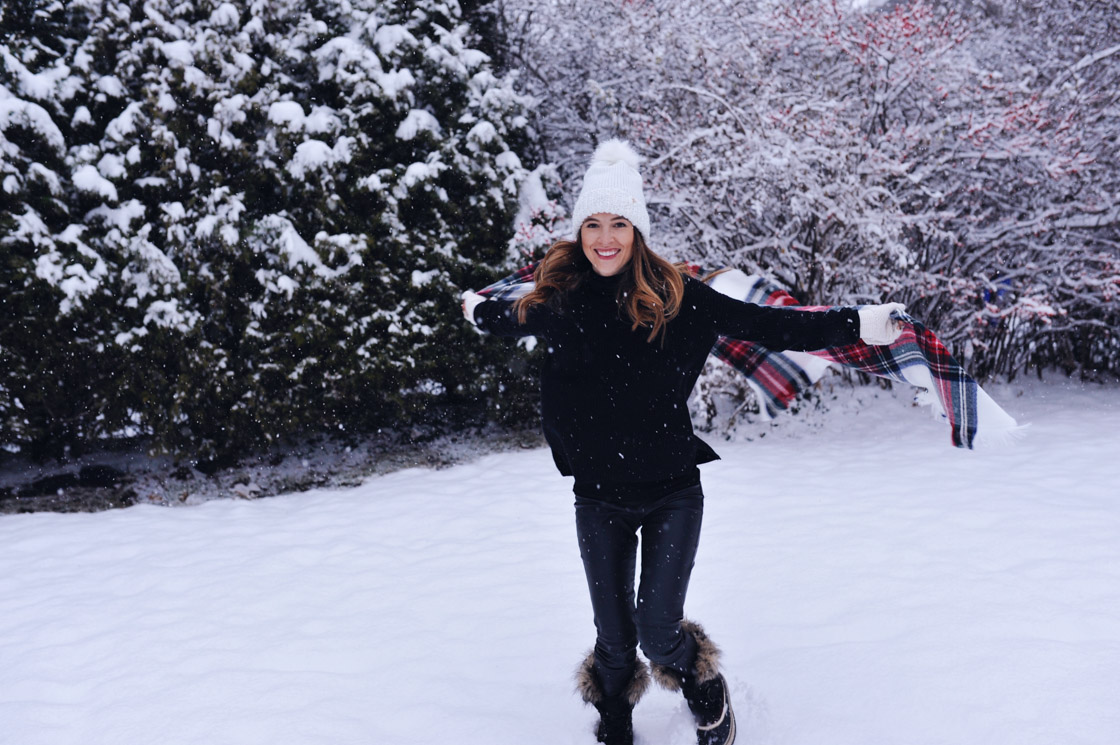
[595,248,621,259]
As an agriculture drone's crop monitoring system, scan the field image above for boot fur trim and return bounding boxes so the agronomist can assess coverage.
[575,651,651,706]
[650,619,722,691]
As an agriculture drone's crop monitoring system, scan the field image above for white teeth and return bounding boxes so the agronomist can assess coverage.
[596,249,619,257]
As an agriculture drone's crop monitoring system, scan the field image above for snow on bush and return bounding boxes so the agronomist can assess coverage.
[0,0,542,462]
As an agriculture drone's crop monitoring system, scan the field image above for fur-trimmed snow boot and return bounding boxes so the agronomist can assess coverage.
[651,621,736,745]
[576,652,651,745]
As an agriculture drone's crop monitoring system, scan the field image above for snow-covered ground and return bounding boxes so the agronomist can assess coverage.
[2,379,1118,745]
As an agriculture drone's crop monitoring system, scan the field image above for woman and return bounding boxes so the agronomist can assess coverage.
[460,140,903,745]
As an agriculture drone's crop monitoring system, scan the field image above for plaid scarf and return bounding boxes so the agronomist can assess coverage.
[476,264,1019,449]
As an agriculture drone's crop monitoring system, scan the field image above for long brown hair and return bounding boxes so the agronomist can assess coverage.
[515,230,685,343]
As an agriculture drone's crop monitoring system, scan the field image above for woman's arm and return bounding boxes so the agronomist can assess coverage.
[690,278,861,351]
[464,293,551,338]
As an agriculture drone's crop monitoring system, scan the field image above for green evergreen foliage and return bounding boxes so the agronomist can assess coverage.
[1,0,549,462]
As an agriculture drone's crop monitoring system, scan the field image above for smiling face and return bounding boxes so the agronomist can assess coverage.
[580,213,635,277]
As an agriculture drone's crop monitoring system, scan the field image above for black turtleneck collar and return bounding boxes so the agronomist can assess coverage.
[583,270,626,296]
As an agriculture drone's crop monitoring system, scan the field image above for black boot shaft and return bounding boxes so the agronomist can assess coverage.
[576,653,649,745]
[593,695,635,745]
[681,671,726,723]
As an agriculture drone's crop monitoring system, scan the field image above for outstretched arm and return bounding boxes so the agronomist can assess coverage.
[695,276,906,350]
[461,292,549,338]
[693,278,860,351]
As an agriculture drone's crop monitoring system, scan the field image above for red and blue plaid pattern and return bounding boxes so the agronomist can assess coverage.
[476,265,1016,449]
[477,264,536,302]
[813,320,977,447]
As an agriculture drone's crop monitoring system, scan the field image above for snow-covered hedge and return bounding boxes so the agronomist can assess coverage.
[1,0,555,462]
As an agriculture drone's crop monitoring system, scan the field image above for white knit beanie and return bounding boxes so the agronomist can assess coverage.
[570,139,651,240]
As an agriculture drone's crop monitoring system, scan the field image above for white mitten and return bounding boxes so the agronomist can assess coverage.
[857,302,907,346]
[460,290,487,326]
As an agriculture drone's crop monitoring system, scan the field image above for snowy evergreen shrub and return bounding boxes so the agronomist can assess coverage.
[1,0,546,462]
[0,0,123,459]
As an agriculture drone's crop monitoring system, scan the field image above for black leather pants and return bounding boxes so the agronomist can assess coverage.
[574,484,704,698]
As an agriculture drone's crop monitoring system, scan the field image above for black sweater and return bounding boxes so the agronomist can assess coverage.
[475,273,860,499]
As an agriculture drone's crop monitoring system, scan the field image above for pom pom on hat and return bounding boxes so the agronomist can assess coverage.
[591,139,644,170]
[570,138,651,240]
